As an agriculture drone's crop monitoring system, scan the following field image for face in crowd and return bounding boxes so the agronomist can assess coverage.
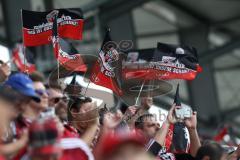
[69,97,98,130]
[47,87,68,121]
[141,96,153,110]
[135,114,160,139]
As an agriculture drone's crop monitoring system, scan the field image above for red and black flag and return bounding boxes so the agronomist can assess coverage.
[12,44,36,73]
[22,8,84,47]
[90,29,122,96]
[122,43,202,80]
[51,14,87,72]
[171,84,190,153]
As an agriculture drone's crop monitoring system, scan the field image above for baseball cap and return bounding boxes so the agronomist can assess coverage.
[4,73,40,102]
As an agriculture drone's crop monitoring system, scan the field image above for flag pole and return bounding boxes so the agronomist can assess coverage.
[20,9,28,75]
[57,59,60,84]
[135,77,146,106]
[83,80,90,96]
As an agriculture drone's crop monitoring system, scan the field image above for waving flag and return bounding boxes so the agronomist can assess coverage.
[90,29,122,95]
[122,43,202,80]
[22,8,84,46]
[12,44,36,73]
[51,14,87,72]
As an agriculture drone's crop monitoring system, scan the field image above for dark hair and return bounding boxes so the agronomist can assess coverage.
[45,83,62,91]
[135,113,154,129]
[195,142,224,160]
[29,71,45,82]
[67,96,92,122]
[69,97,92,112]
[0,85,19,104]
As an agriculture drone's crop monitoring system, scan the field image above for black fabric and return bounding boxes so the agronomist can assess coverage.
[172,122,189,153]
[175,153,195,160]
[148,141,163,156]
[22,8,83,28]
[174,84,181,106]
[155,43,199,70]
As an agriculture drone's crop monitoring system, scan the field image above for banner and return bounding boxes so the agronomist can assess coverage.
[22,8,84,46]
[122,43,202,80]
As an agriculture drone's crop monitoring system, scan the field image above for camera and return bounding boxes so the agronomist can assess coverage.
[175,106,192,120]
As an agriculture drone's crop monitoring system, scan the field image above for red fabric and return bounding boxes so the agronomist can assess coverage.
[0,155,5,160]
[122,67,201,81]
[62,124,79,138]
[23,19,83,47]
[12,44,36,74]
[90,60,122,95]
[29,145,62,156]
[60,148,88,160]
[15,116,32,138]
[52,18,87,72]
[213,127,228,142]
[95,131,146,158]
[12,117,32,160]
[165,124,174,151]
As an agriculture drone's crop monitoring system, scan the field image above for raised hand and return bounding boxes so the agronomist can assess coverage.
[184,111,197,130]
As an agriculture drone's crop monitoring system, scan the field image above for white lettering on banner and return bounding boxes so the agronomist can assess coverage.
[28,18,79,35]
[60,21,78,26]
[27,30,35,34]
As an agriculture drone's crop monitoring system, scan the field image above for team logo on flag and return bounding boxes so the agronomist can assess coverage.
[99,47,119,77]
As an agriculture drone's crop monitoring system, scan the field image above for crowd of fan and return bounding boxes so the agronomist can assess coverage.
[0,61,239,160]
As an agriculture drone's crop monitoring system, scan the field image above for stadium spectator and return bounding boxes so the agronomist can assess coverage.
[46,83,68,122]
[0,60,10,83]
[135,104,201,159]
[68,97,99,147]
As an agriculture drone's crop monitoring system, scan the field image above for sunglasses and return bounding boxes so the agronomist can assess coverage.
[35,89,48,96]
[51,97,69,104]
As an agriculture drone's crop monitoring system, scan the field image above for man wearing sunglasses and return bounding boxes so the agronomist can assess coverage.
[46,83,68,122]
